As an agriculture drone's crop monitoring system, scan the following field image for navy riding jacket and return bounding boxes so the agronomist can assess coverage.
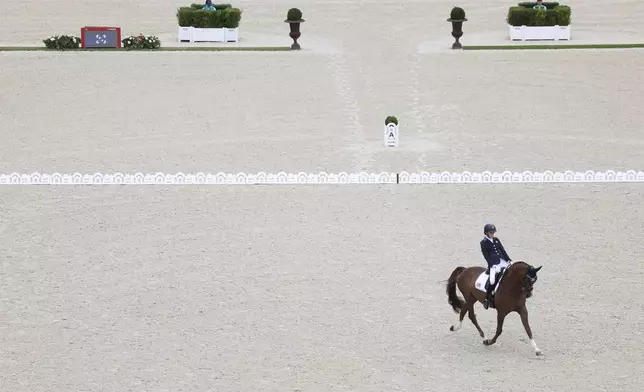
[480,237,512,269]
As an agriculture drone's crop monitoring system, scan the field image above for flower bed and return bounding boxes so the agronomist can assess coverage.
[122,34,161,50]
[176,4,242,42]
[507,2,571,41]
[43,35,81,50]
[42,32,160,50]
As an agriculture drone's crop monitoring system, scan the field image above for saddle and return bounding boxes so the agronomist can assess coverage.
[476,266,508,309]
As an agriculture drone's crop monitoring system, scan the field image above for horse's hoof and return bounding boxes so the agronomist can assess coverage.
[536,350,543,356]
[483,339,491,346]
[449,326,455,332]
[479,332,485,338]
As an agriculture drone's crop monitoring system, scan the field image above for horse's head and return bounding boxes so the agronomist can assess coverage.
[522,265,542,298]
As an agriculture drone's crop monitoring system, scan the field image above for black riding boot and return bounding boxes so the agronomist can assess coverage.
[483,282,493,309]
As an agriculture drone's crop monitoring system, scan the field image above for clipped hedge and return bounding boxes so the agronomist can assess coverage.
[508,3,571,26]
[177,6,242,28]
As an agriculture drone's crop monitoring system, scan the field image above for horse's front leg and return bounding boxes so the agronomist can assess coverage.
[518,305,543,356]
[483,310,507,346]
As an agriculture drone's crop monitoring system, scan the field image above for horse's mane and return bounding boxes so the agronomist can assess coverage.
[510,261,529,269]
[507,261,530,278]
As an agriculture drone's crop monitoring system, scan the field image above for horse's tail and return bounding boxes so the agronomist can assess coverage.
[446,266,466,313]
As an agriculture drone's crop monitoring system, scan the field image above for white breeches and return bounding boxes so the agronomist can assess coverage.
[489,260,509,285]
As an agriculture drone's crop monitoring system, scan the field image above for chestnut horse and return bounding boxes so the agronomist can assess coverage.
[445,261,543,356]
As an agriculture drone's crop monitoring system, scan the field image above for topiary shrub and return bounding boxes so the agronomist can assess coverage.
[385,116,398,125]
[507,3,571,26]
[176,6,242,28]
[286,8,303,21]
[43,35,80,50]
[450,7,466,20]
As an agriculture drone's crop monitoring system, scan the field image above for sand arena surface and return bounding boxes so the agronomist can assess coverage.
[2,1,644,174]
[2,185,644,391]
[1,0,644,391]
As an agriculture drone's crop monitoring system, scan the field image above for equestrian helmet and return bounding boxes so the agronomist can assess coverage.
[484,223,497,233]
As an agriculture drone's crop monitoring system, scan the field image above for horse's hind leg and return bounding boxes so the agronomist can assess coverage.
[449,305,468,332]
[466,297,485,338]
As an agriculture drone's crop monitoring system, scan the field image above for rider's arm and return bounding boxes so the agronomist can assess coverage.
[498,240,511,261]
[480,240,492,266]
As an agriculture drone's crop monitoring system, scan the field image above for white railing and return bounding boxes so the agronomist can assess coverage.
[0,170,642,185]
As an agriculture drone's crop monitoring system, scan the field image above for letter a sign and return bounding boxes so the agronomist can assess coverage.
[384,123,399,147]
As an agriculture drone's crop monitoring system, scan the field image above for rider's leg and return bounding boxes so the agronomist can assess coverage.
[483,268,496,309]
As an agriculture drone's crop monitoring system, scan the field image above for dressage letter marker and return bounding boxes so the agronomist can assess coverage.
[81,26,122,49]
[384,123,399,147]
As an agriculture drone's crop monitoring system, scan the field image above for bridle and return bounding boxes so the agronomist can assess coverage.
[522,273,537,298]
[507,261,537,298]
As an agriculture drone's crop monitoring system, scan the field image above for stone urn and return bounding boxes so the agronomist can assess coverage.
[447,7,468,49]
[285,8,305,50]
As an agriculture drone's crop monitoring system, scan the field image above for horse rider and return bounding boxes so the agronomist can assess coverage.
[480,223,512,309]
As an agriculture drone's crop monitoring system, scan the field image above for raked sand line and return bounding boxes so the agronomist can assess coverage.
[329,52,372,170]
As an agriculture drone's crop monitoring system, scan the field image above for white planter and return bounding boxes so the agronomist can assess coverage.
[192,27,225,42]
[178,26,192,42]
[224,28,239,42]
[177,27,240,43]
[384,123,399,147]
[508,25,571,41]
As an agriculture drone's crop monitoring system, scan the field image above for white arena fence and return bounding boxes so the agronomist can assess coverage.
[0,170,643,185]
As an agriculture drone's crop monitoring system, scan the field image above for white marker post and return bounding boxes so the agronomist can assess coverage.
[384,122,399,147]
